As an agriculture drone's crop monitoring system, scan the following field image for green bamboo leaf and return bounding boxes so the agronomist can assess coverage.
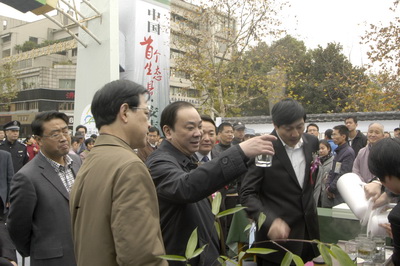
[214,221,221,239]
[238,251,246,262]
[212,192,222,215]
[258,212,266,231]
[190,244,208,259]
[246,248,277,255]
[157,255,186,261]
[292,254,305,266]
[330,245,356,265]
[243,223,252,232]
[185,228,198,259]
[281,252,293,266]
[318,243,332,266]
[216,206,247,218]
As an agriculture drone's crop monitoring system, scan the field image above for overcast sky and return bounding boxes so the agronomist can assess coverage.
[0,0,397,67]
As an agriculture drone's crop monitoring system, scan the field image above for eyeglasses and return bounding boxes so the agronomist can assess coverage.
[42,130,70,140]
[130,107,152,120]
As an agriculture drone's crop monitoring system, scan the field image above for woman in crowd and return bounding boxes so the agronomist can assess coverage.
[315,140,334,207]
[24,135,39,161]
[79,138,95,162]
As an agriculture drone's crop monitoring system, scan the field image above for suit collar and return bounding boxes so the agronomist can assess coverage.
[36,153,72,200]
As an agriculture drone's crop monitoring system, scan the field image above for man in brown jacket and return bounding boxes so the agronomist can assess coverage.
[70,80,167,266]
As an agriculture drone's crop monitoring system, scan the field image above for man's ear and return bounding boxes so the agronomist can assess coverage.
[36,136,43,147]
[163,125,172,140]
[118,103,130,123]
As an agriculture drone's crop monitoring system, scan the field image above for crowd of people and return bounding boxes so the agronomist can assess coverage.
[0,79,399,266]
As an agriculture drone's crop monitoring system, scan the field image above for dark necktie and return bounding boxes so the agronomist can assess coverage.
[201,156,209,162]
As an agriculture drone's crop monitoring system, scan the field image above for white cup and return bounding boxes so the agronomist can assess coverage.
[255,154,272,167]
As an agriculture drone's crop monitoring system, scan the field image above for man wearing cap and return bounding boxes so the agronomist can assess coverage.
[244,128,256,141]
[232,122,245,145]
[0,121,29,173]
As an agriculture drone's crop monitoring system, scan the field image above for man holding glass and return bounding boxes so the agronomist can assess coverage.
[240,98,320,265]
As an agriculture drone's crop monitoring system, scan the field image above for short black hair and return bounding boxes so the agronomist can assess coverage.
[71,136,80,145]
[75,125,87,134]
[85,137,95,146]
[160,101,195,132]
[319,139,331,153]
[345,116,358,124]
[271,98,306,127]
[307,123,319,132]
[217,122,233,134]
[91,80,148,130]
[32,111,69,137]
[90,134,98,139]
[148,126,160,135]
[324,129,333,139]
[333,125,349,141]
[368,138,400,182]
[200,115,216,131]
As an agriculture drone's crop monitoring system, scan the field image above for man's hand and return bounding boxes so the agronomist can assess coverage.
[326,189,335,199]
[364,182,382,201]
[239,134,277,158]
[372,192,390,209]
[267,218,290,240]
[379,223,392,238]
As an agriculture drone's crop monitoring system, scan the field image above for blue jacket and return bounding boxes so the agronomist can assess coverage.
[327,143,355,195]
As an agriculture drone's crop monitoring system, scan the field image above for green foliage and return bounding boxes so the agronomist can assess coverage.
[257,212,266,231]
[0,63,18,111]
[14,40,62,52]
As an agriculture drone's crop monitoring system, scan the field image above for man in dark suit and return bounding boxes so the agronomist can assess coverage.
[240,98,320,265]
[0,150,13,216]
[7,111,81,266]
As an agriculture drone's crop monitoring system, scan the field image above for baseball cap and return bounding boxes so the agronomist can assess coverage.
[233,122,245,130]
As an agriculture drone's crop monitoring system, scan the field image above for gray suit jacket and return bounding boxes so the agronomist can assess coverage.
[7,152,81,266]
[0,150,13,213]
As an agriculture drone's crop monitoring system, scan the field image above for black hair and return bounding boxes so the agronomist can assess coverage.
[345,116,358,124]
[324,129,333,139]
[307,123,319,132]
[368,138,400,182]
[85,138,95,146]
[271,98,306,127]
[200,115,216,131]
[91,80,148,130]
[160,101,195,131]
[333,125,349,141]
[319,139,332,153]
[31,111,69,137]
[71,136,80,145]
[75,125,87,134]
[90,134,98,139]
[148,126,160,135]
[217,122,233,134]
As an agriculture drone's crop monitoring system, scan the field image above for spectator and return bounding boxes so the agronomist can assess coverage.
[0,121,29,173]
[146,101,275,266]
[240,98,320,265]
[368,137,400,266]
[24,135,39,161]
[345,116,367,156]
[212,122,234,157]
[314,140,334,207]
[244,128,256,141]
[324,125,355,207]
[384,131,391,138]
[75,125,87,154]
[89,134,98,141]
[306,123,320,138]
[0,130,4,143]
[70,80,167,266]
[324,129,338,154]
[394,128,400,138]
[79,138,95,162]
[137,127,160,162]
[353,123,385,183]
[232,122,245,145]
[7,111,81,266]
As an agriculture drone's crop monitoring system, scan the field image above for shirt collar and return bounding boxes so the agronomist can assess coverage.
[41,150,73,170]
[276,133,304,149]
[195,151,212,161]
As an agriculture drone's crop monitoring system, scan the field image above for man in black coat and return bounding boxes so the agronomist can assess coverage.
[146,101,276,266]
[240,98,320,265]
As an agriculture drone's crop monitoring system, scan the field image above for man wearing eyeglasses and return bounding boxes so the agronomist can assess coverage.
[7,111,81,266]
[70,80,167,266]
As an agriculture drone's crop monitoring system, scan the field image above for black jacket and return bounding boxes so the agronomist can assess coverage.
[146,140,249,266]
[349,130,367,156]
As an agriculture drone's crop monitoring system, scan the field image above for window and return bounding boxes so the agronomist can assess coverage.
[72,48,78,57]
[1,34,11,43]
[59,79,75,89]
[2,49,10,57]
[29,37,38,44]
[58,102,74,111]
[3,20,7,30]
[18,76,39,90]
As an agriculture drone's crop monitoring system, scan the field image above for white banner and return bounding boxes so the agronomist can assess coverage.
[119,0,170,128]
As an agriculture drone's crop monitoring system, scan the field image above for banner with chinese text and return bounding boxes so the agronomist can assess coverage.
[119,0,170,128]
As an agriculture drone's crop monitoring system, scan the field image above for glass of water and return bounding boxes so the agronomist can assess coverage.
[255,154,272,167]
